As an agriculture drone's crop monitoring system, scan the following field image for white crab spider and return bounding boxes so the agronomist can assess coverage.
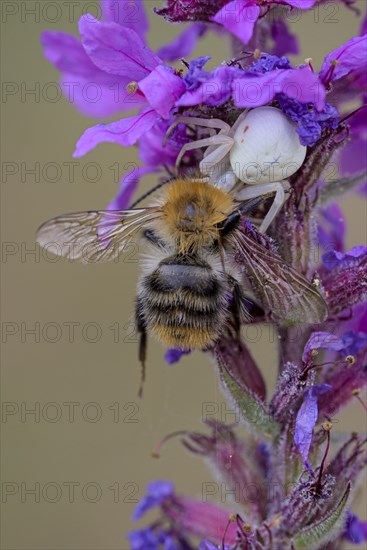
[169,106,307,233]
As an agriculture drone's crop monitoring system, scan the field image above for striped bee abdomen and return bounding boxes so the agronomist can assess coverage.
[137,255,229,349]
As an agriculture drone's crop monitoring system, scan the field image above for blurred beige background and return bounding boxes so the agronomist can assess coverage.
[1,1,366,549]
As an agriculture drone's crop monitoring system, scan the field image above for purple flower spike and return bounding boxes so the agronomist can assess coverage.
[343,511,367,544]
[133,480,174,520]
[164,348,191,365]
[294,384,331,463]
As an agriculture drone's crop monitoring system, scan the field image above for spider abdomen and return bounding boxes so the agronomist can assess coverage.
[229,106,307,184]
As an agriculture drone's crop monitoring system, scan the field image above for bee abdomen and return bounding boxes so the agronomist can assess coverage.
[138,261,228,349]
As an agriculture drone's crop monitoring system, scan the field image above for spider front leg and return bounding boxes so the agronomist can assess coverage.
[235,181,290,233]
[176,134,234,170]
[165,116,231,142]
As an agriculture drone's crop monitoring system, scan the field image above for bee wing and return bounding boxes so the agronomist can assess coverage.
[231,225,328,325]
[36,207,162,263]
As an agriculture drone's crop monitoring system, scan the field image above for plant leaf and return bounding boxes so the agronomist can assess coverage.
[293,483,351,549]
[217,355,279,439]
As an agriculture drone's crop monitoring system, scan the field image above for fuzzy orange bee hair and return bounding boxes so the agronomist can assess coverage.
[154,179,235,254]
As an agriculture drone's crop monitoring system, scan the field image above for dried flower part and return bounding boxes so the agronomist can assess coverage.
[270,362,304,423]
[318,350,367,416]
[154,0,228,22]
[322,247,367,315]
[328,434,367,493]
[215,335,266,400]
[182,422,266,522]
[162,496,238,544]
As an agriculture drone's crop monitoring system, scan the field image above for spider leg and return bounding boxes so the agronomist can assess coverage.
[203,128,227,158]
[176,135,234,169]
[199,137,234,174]
[234,181,288,233]
[164,116,231,146]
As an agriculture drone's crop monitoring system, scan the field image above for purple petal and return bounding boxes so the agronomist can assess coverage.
[41,31,146,117]
[339,108,367,180]
[318,203,345,253]
[283,0,317,7]
[362,11,367,35]
[294,384,331,463]
[133,480,174,520]
[341,331,367,356]
[320,34,367,84]
[129,527,160,549]
[271,18,299,57]
[107,166,159,211]
[177,65,243,107]
[303,332,345,361]
[101,0,149,40]
[41,31,97,76]
[233,67,326,110]
[322,245,367,271]
[211,1,260,45]
[164,348,191,364]
[60,73,146,117]
[78,15,161,79]
[343,511,367,543]
[139,119,189,168]
[183,56,212,90]
[199,542,230,550]
[73,110,160,157]
[340,138,367,180]
[138,65,186,119]
[158,23,207,62]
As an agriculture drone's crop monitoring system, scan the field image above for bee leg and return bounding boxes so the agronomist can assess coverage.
[143,228,164,247]
[136,299,147,398]
[227,276,249,340]
[221,211,241,237]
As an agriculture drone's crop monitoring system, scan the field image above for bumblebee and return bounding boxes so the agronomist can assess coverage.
[37,178,327,390]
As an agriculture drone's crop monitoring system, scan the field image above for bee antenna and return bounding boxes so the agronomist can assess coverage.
[129,178,171,208]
